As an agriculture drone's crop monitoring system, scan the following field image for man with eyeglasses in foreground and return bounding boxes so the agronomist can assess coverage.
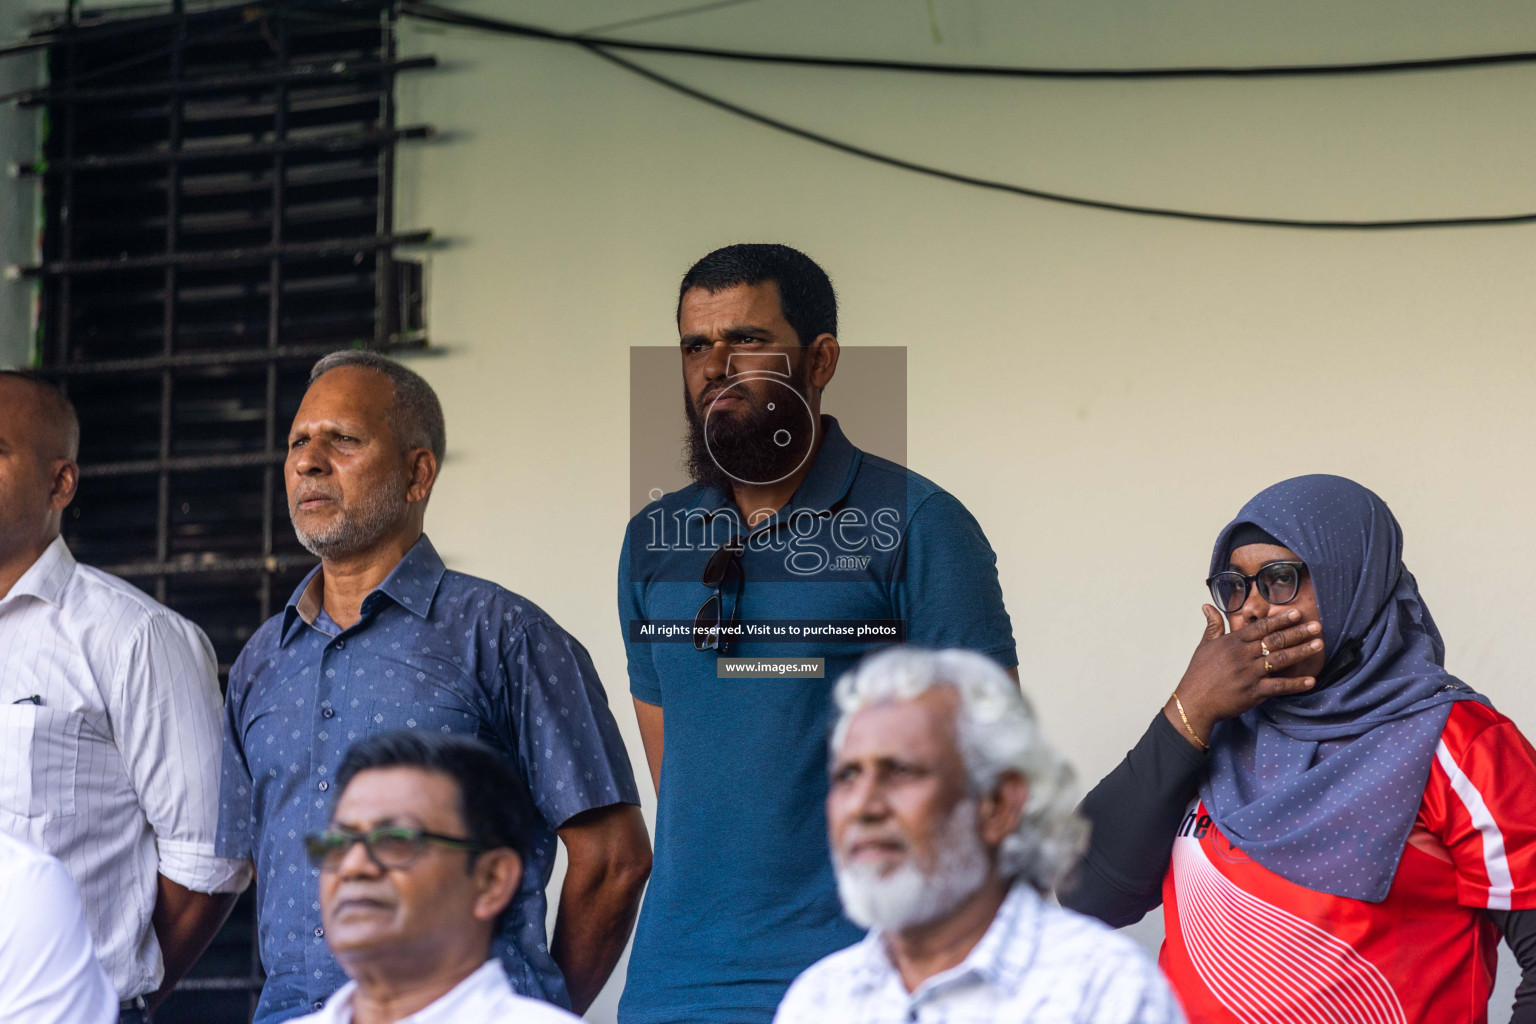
[619,244,1017,1024]
[291,730,580,1024]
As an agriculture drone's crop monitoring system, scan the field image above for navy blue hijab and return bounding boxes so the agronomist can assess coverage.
[1198,475,1486,902]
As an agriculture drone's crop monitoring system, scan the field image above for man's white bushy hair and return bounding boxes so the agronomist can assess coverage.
[831,647,1088,892]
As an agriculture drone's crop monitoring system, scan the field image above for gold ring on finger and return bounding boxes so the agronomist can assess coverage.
[1261,642,1270,657]
[1264,658,1273,673]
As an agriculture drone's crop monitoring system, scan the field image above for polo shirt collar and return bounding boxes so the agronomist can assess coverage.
[280,535,447,645]
[4,536,76,607]
[784,415,860,516]
[684,415,862,524]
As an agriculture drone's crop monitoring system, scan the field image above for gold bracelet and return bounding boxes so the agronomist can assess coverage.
[1170,692,1210,752]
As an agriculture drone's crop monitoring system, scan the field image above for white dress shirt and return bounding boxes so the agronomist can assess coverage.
[0,829,116,1024]
[774,883,1186,1024]
[290,960,583,1024]
[0,537,251,999]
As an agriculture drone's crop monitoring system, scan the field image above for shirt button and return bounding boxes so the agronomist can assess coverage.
[313,1001,324,1011]
[317,780,329,791]
[335,640,345,650]
[321,707,334,719]
[314,926,324,938]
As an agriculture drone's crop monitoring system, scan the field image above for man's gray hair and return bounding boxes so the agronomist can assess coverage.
[309,350,445,462]
[831,647,1089,893]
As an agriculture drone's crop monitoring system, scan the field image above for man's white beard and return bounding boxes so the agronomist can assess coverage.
[834,800,991,932]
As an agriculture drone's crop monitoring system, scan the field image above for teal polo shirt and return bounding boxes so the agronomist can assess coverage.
[617,417,1016,1024]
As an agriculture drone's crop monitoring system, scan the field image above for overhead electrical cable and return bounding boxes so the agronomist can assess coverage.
[395,3,1536,229]
[581,43,1536,230]
[399,2,1536,79]
[577,0,764,38]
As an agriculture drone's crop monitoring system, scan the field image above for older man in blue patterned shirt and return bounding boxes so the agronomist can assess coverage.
[773,648,1183,1024]
[217,352,650,1024]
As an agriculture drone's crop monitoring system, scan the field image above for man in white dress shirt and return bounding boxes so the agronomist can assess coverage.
[774,647,1185,1024]
[0,830,115,1024]
[0,371,250,1021]
[290,730,581,1024]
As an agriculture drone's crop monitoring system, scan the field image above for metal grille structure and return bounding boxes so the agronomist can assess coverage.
[14,1,432,1017]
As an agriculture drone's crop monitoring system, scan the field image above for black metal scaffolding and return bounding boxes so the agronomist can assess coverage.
[18,1,432,1018]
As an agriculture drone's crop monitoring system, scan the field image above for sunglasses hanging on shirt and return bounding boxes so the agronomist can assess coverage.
[694,538,745,654]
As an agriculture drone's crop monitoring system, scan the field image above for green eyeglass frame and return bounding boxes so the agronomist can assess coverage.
[303,825,486,872]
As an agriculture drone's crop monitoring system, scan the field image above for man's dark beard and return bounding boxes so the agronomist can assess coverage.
[684,364,816,493]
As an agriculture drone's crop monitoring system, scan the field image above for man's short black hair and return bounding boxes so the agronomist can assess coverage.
[677,243,837,345]
[334,730,531,865]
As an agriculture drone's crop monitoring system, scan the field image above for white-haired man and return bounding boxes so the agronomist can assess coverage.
[774,648,1184,1024]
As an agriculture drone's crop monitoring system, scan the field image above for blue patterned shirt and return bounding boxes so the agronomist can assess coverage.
[216,536,639,1024]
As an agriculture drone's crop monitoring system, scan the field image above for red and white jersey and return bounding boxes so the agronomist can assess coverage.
[1159,701,1536,1024]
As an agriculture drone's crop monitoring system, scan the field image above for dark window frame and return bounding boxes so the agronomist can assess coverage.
[21,2,432,1017]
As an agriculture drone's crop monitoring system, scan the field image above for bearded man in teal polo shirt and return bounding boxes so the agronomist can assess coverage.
[618,243,1017,1024]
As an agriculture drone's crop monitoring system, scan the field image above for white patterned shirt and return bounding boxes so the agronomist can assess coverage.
[0,537,251,999]
[290,960,583,1024]
[773,883,1185,1024]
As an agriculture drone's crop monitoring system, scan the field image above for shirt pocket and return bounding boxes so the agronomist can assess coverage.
[0,705,81,819]
[366,693,479,739]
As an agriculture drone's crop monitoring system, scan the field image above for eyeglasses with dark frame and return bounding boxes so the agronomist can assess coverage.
[1206,561,1308,615]
[303,824,487,873]
[693,537,744,654]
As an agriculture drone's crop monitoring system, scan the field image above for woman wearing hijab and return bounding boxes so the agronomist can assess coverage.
[1061,474,1536,1023]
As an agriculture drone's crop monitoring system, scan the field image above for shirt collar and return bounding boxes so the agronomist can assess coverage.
[313,979,358,1023]
[855,882,1044,998]
[316,960,511,1023]
[958,882,1042,992]
[685,415,862,524]
[280,535,447,645]
[3,536,76,607]
[404,960,512,1021]
[785,415,860,515]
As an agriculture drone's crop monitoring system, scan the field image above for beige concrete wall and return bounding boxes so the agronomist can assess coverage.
[385,5,1536,1019]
